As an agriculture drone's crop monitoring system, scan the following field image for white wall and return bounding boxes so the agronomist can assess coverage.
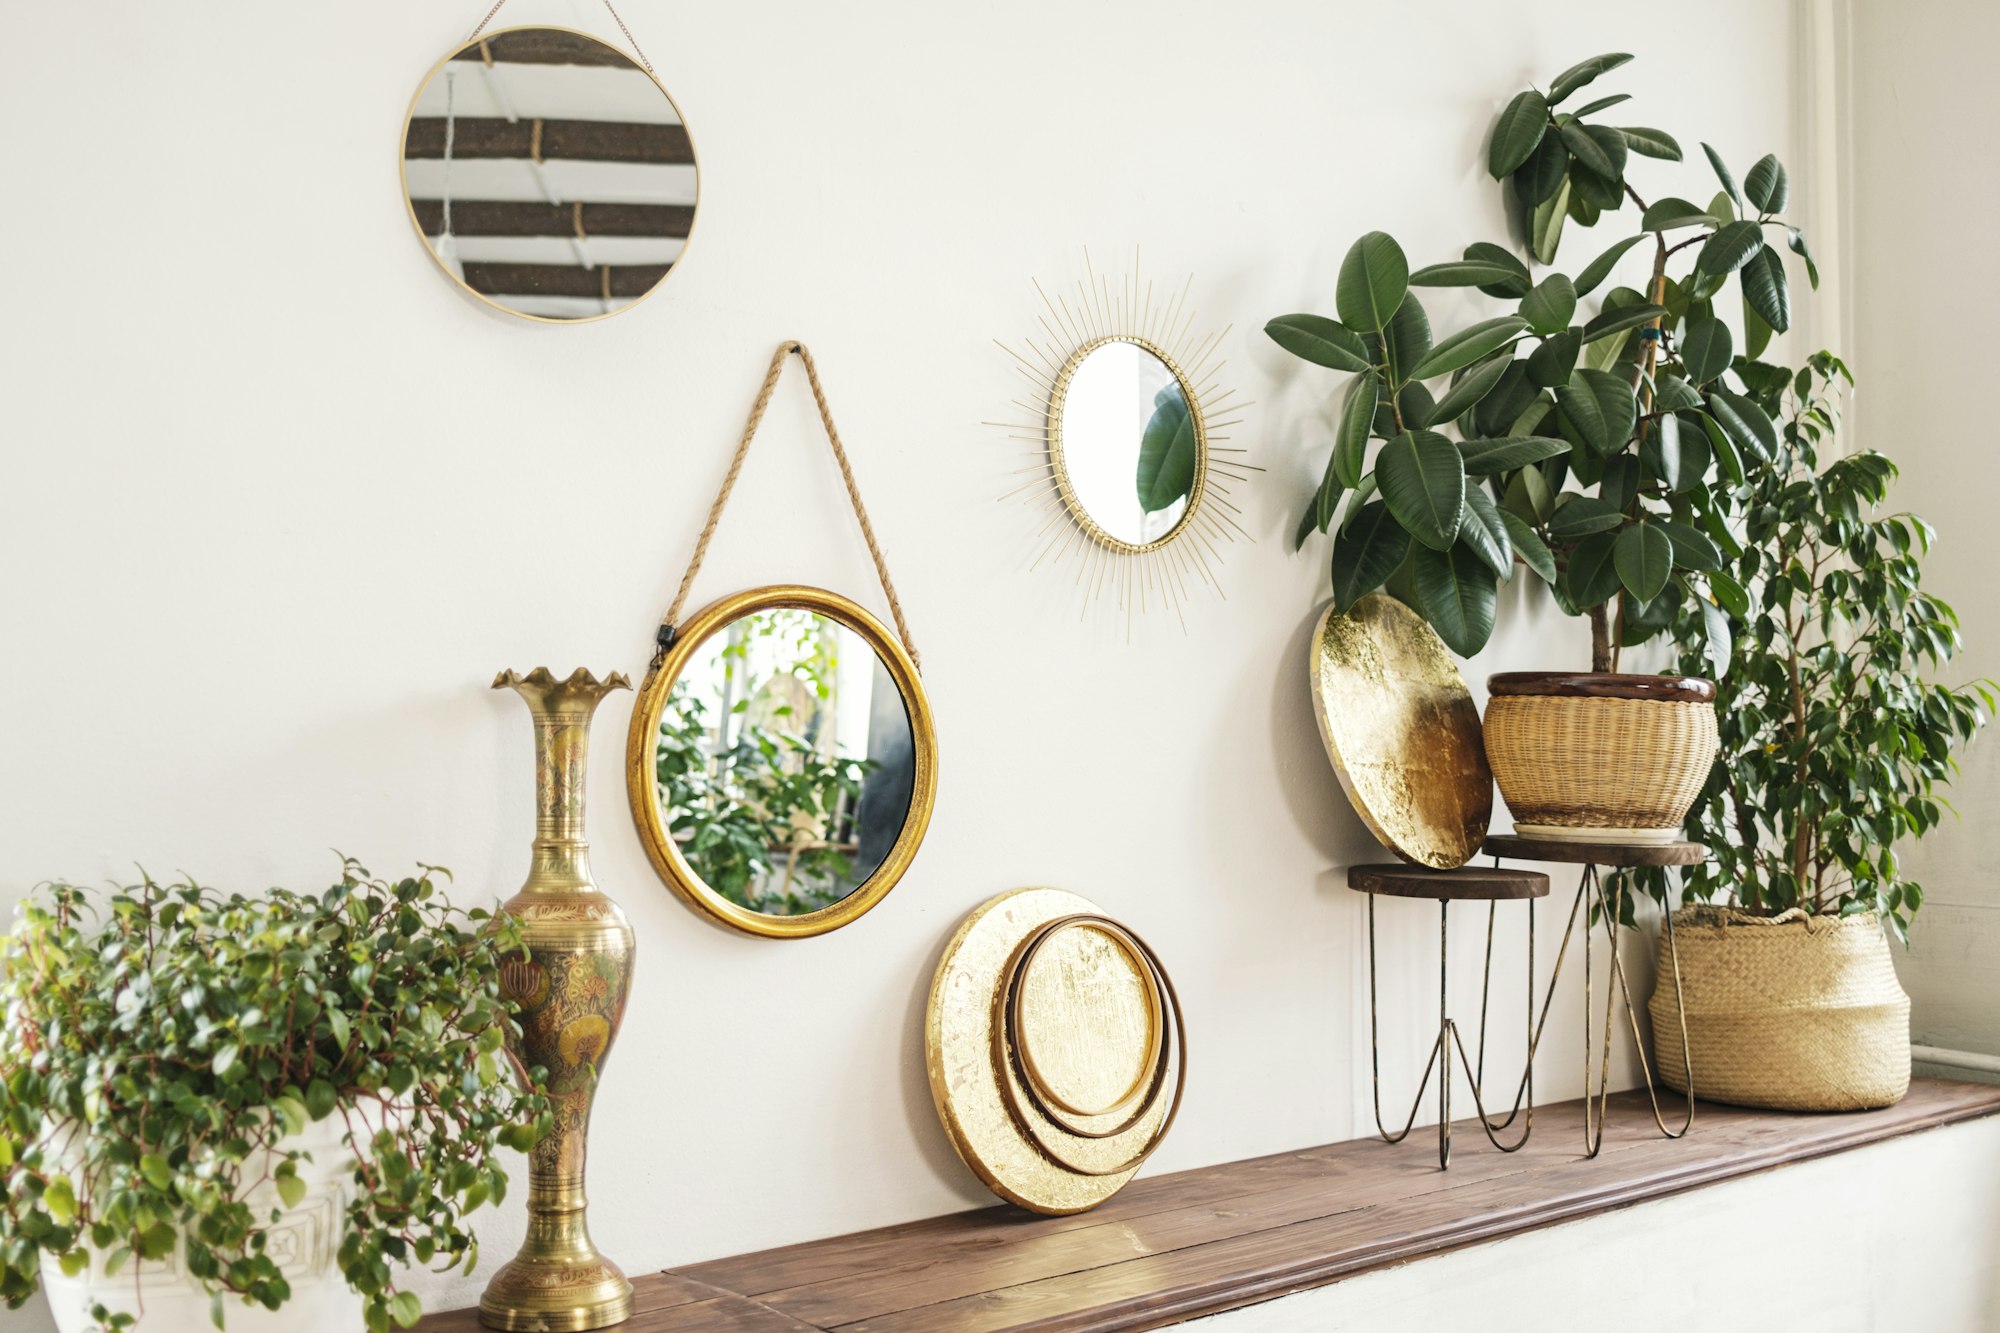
[1196,1113,2000,1331]
[1845,1,2000,1069]
[0,1,1806,1325]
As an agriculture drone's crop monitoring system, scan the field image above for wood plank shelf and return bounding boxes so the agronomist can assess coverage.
[422,1079,2000,1333]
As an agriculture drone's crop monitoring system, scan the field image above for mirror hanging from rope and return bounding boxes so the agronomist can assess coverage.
[994,252,1255,630]
[627,344,938,939]
[400,1,697,322]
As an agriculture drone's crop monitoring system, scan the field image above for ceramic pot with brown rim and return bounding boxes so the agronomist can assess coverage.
[1483,672,1719,845]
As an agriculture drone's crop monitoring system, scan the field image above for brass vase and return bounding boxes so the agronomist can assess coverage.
[482,668,636,1331]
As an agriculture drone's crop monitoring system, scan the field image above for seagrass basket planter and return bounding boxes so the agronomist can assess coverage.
[1648,905,1912,1112]
[1483,672,1719,844]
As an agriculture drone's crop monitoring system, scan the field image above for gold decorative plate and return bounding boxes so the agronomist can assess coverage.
[926,889,1184,1215]
[1309,594,1492,869]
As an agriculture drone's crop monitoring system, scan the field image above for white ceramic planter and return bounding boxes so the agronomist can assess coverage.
[39,1116,363,1333]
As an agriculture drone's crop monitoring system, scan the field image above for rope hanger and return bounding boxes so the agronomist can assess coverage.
[658,343,923,672]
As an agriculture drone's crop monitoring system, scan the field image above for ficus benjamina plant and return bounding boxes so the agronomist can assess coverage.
[1627,356,1995,934]
[0,861,553,1331]
[1268,50,1815,668]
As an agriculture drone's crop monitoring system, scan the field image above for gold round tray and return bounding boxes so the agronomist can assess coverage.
[1309,594,1492,869]
[926,889,1185,1214]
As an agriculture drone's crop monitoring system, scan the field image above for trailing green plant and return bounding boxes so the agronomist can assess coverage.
[1267,50,1816,668]
[1632,355,1994,935]
[0,861,552,1331]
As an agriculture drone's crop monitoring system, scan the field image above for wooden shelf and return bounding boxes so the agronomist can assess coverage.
[421,1080,2000,1332]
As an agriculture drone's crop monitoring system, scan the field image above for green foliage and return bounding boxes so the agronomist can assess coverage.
[0,863,551,1330]
[1265,52,1818,666]
[1632,356,1995,934]
[657,613,880,917]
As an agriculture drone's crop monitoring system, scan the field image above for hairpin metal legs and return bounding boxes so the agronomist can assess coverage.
[1578,864,1695,1157]
[1366,892,1539,1169]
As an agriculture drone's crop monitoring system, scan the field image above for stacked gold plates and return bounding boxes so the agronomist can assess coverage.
[926,889,1185,1214]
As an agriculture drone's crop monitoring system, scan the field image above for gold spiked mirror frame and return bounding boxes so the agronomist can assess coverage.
[995,253,1256,629]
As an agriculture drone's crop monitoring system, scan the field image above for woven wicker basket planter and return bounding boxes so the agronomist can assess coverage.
[1483,673,1718,843]
[1649,906,1911,1112]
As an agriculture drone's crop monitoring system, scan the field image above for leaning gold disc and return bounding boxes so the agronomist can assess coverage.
[1309,594,1492,869]
[927,889,1163,1214]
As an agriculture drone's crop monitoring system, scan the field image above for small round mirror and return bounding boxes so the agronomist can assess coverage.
[1052,338,1206,551]
[628,588,936,938]
[401,26,697,322]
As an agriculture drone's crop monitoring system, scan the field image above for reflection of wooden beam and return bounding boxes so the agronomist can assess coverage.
[410,200,692,239]
[462,262,670,299]
[404,117,691,165]
[448,30,639,69]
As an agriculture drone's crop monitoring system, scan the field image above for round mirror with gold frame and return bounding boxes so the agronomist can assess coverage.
[626,586,937,938]
[995,254,1253,627]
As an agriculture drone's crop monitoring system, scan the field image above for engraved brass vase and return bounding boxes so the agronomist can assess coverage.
[482,668,636,1331]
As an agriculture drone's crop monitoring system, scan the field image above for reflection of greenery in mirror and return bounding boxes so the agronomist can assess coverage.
[1136,382,1197,516]
[996,255,1250,624]
[655,610,910,916]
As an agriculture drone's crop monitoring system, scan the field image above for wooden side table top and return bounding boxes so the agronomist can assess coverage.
[1348,863,1550,900]
[1481,834,1709,868]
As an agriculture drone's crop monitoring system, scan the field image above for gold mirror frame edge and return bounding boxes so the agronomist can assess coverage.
[1048,334,1210,557]
[624,584,937,939]
[396,23,703,326]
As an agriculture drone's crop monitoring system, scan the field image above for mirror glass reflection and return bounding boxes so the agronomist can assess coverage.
[1058,341,1200,548]
[402,27,697,320]
[655,610,915,917]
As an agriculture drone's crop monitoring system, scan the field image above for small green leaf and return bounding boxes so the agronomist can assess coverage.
[1334,373,1378,489]
[1572,234,1646,298]
[1558,120,1618,179]
[1264,315,1371,373]
[1641,197,1716,231]
[141,1153,174,1191]
[1457,488,1514,578]
[1743,153,1789,213]
[1462,242,1533,299]
[1548,494,1626,538]
[390,1291,424,1329]
[1489,90,1551,178]
[1531,177,1571,265]
[1459,435,1569,475]
[1702,142,1744,210]
[1709,389,1779,461]
[1679,313,1732,384]
[1519,274,1578,335]
[1618,126,1682,161]
[1741,244,1791,334]
[1565,531,1625,608]
[1501,511,1557,583]
[1658,520,1722,571]
[1337,232,1409,333]
[1788,227,1820,289]
[44,1174,77,1225]
[1527,330,1579,388]
[1556,368,1637,454]
[1408,316,1528,381]
[1548,52,1634,105]
[1572,93,1631,117]
[213,1042,239,1077]
[1429,354,1513,425]
[1696,220,1762,279]
[1376,430,1468,551]
[1514,133,1570,208]
[305,1077,339,1122]
[277,1173,308,1210]
[1409,259,1528,289]
[1581,303,1666,345]
[1699,595,1733,677]
[1413,544,1500,657]
[1331,502,1413,611]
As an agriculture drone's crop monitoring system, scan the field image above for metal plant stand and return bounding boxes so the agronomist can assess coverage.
[1353,863,1551,1168]
[1480,835,1707,1159]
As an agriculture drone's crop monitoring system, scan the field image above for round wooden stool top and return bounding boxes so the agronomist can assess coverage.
[1348,864,1550,901]
[1481,835,1709,869]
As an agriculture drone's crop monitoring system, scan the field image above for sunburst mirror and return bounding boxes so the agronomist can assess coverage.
[995,254,1254,630]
